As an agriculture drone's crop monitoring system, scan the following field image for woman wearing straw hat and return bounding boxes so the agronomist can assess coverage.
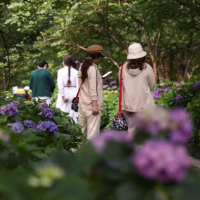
[119,43,156,135]
[78,44,105,139]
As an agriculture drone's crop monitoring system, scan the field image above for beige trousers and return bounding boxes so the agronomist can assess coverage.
[78,108,101,140]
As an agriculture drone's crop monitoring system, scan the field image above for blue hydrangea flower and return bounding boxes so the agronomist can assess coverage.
[42,108,54,118]
[36,121,58,135]
[152,88,171,100]
[7,122,24,133]
[0,102,19,117]
[38,103,49,109]
[23,120,36,128]
[174,95,183,101]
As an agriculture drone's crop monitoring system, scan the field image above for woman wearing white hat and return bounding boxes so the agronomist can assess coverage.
[119,43,156,135]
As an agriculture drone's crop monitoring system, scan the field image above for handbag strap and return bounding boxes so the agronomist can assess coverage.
[118,65,124,117]
[74,83,82,103]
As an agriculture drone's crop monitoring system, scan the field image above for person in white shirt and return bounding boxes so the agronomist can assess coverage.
[56,55,78,122]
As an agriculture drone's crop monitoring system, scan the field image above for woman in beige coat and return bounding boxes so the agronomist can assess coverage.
[78,45,104,139]
[120,43,156,135]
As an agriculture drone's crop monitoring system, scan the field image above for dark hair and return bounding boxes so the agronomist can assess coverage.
[38,60,48,68]
[63,55,76,86]
[81,52,103,83]
[126,57,146,70]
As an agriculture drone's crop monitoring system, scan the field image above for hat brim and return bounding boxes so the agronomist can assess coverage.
[127,51,146,60]
[88,51,105,57]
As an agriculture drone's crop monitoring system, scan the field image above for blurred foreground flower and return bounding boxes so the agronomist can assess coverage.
[0,129,10,144]
[132,140,191,182]
[91,130,132,152]
[131,107,193,143]
[169,109,193,143]
[28,164,65,188]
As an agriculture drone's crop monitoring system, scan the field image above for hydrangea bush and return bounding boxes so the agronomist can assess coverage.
[0,97,84,169]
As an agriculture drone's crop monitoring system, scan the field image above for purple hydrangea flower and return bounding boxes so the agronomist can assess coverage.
[152,88,171,100]
[103,85,109,89]
[174,95,183,101]
[176,88,183,93]
[36,121,58,135]
[131,108,170,135]
[110,81,116,86]
[91,130,132,152]
[0,102,19,117]
[12,101,20,106]
[111,85,118,90]
[193,81,200,90]
[38,103,49,109]
[169,109,193,143]
[7,122,24,133]
[132,140,191,182]
[23,120,36,128]
[41,108,54,118]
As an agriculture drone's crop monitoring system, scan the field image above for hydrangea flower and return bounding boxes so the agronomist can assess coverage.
[103,85,109,89]
[0,102,19,117]
[132,140,191,182]
[176,88,183,93]
[169,109,193,143]
[38,103,49,109]
[152,88,171,99]
[23,120,36,128]
[7,122,24,133]
[36,121,58,135]
[131,108,170,135]
[174,95,183,101]
[91,130,132,152]
[111,85,118,90]
[109,81,116,86]
[41,108,54,118]
[193,81,200,90]
[131,108,193,144]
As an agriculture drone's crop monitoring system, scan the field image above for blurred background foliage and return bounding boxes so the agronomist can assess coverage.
[0,0,200,92]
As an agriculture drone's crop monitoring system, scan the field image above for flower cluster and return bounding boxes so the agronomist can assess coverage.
[36,121,58,135]
[91,130,132,152]
[7,122,24,133]
[41,108,54,119]
[131,107,193,144]
[176,88,183,93]
[169,109,193,143]
[38,103,49,109]
[23,120,36,128]
[174,95,184,102]
[193,81,200,90]
[0,101,19,117]
[103,79,118,91]
[152,88,171,99]
[132,140,191,182]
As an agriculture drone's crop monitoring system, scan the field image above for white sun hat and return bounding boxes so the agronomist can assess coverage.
[127,43,147,59]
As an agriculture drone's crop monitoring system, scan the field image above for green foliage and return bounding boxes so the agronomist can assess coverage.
[101,90,118,129]
[0,97,84,170]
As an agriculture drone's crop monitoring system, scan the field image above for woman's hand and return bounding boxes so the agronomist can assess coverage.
[92,105,99,115]
[62,96,69,103]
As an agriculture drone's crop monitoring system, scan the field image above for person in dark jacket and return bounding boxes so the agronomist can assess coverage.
[29,61,55,104]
